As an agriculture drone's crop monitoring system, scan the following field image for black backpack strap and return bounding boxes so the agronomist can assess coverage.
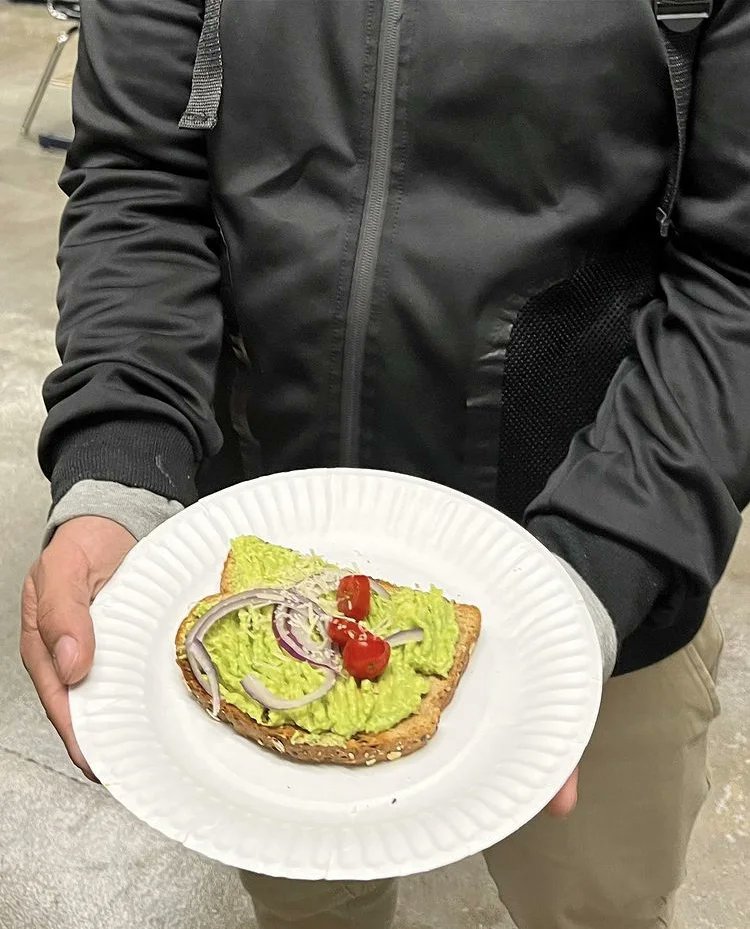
[653,1,713,237]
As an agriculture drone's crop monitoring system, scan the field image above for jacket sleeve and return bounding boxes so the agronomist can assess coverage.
[527,0,750,641]
[38,0,224,507]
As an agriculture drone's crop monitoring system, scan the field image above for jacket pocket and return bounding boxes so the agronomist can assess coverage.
[179,0,224,130]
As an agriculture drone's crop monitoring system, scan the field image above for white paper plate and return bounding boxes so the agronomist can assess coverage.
[70,468,601,881]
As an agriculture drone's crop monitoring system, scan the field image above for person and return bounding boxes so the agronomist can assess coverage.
[20,2,748,928]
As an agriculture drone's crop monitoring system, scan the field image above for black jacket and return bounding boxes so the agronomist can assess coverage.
[40,0,750,674]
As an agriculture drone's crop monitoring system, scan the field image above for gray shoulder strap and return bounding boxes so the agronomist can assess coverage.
[179,0,224,131]
[653,1,713,237]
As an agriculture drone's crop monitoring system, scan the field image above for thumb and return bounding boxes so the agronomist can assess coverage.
[33,548,96,686]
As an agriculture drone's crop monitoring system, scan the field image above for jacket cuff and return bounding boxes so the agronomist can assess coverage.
[45,418,198,508]
[526,514,669,642]
[44,480,183,548]
[553,556,618,679]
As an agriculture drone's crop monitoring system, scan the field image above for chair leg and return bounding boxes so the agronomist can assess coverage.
[20,25,79,139]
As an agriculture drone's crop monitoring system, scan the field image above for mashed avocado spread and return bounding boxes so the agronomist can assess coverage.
[191,536,460,744]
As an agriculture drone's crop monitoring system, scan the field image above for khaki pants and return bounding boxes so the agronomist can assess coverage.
[240,612,724,929]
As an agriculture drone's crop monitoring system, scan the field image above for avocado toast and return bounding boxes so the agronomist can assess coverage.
[175,536,481,765]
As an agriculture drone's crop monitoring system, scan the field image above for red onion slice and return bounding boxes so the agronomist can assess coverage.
[241,667,337,711]
[186,639,221,717]
[183,584,353,721]
[386,628,424,648]
[185,588,299,649]
[185,640,207,691]
[368,578,391,599]
[283,592,337,651]
[184,589,302,717]
[272,609,306,660]
[272,607,341,673]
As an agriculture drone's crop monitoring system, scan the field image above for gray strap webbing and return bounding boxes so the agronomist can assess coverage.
[654,0,712,236]
[179,0,224,130]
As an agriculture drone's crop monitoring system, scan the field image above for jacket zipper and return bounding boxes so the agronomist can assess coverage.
[339,0,403,466]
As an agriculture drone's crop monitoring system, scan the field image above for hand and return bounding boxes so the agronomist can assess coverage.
[546,768,579,817]
[20,516,137,780]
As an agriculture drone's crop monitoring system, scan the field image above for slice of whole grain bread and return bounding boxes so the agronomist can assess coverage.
[174,550,480,766]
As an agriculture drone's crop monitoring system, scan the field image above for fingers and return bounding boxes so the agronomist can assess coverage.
[546,767,579,818]
[20,575,97,781]
[20,518,137,783]
[21,539,97,777]
[32,540,96,685]
[21,623,98,781]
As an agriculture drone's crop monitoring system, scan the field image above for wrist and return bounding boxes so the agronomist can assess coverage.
[44,480,183,548]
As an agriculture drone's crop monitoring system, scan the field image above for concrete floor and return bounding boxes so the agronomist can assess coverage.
[1,5,748,929]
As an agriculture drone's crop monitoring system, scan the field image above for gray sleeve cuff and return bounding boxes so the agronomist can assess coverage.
[555,556,618,680]
[44,479,183,547]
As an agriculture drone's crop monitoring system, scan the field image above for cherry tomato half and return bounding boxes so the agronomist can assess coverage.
[328,616,366,647]
[336,574,371,621]
[343,636,391,681]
